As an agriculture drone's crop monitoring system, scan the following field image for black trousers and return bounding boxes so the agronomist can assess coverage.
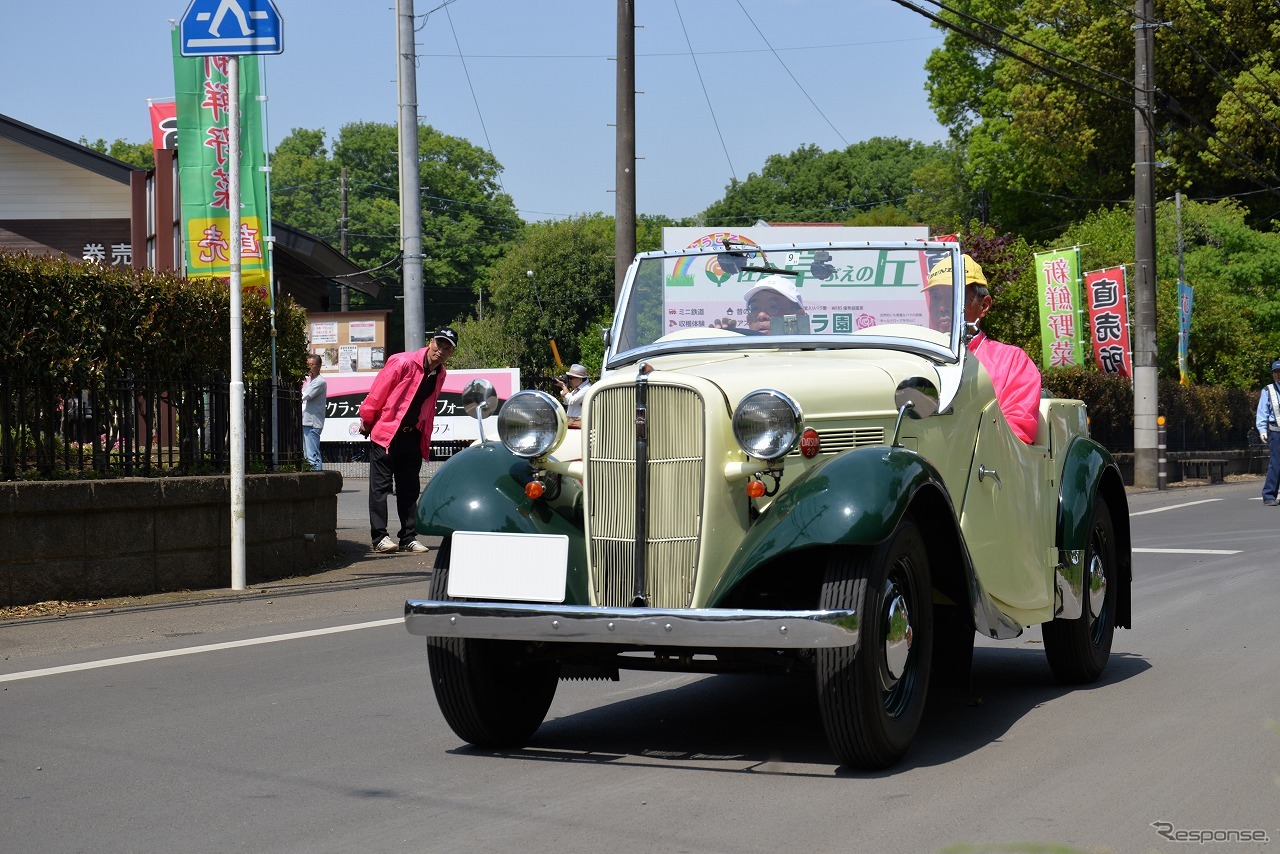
[368,430,424,545]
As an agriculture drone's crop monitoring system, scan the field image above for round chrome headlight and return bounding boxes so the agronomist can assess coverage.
[497,390,565,458]
[732,390,803,460]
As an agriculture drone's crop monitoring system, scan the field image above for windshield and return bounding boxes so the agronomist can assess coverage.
[608,241,966,367]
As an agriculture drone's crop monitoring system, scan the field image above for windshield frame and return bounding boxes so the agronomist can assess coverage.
[605,241,967,371]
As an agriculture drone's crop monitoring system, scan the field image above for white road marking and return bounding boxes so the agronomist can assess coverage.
[1134,548,1241,555]
[0,617,402,684]
[1130,499,1221,516]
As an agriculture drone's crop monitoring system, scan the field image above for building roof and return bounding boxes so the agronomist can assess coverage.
[274,223,380,298]
[0,113,141,184]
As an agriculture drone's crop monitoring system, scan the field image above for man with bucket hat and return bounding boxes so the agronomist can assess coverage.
[358,328,458,552]
[1255,358,1280,505]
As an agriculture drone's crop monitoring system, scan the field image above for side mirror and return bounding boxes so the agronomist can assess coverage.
[894,377,939,419]
[460,378,498,443]
[891,377,940,447]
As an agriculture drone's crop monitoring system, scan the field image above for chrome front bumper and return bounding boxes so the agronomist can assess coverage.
[404,600,860,649]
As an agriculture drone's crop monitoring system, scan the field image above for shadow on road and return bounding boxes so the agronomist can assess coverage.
[445,646,1150,777]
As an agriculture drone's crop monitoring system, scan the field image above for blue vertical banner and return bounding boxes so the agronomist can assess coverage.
[1177,280,1194,385]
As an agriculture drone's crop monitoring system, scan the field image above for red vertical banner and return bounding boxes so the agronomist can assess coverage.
[1084,266,1132,377]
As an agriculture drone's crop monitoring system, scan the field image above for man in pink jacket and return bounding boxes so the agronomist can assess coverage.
[925,255,1042,444]
[358,328,456,553]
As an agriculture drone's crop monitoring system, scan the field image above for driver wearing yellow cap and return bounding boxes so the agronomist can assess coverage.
[926,254,1042,444]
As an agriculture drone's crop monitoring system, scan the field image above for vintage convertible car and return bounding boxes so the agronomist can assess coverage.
[405,241,1131,770]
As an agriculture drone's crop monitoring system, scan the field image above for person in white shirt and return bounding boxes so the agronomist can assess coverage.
[301,354,327,470]
[556,363,592,427]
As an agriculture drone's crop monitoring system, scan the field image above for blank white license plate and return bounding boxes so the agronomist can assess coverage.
[447,532,569,603]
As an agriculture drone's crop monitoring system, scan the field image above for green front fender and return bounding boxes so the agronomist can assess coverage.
[709,446,948,606]
[416,442,590,604]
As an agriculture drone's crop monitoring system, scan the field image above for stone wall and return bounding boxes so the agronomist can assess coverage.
[0,471,342,607]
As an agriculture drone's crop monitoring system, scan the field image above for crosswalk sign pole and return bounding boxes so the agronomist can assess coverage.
[229,56,247,591]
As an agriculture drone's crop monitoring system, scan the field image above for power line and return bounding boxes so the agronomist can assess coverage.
[673,0,736,183]
[733,0,849,147]
[890,0,1137,112]
[443,3,506,195]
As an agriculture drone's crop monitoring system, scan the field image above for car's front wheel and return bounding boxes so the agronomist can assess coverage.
[816,518,933,770]
[425,539,560,748]
[1042,496,1117,684]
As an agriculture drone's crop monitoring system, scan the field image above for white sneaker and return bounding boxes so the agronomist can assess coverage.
[372,536,398,553]
[399,541,429,553]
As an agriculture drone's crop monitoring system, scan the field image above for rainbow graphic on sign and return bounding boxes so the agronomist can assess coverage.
[670,232,760,281]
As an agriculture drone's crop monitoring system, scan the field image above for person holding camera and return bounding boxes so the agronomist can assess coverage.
[556,363,591,427]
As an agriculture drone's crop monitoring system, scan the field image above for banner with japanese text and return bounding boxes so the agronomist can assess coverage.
[171,28,270,296]
[1084,266,1132,377]
[1035,248,1085,368]
[1178,280,1194,385]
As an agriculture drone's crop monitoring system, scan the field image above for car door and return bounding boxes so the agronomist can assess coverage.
[958,399,1057,620]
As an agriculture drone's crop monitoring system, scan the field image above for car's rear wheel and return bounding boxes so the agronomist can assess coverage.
[1043,496,1117,684]
[425,539,560,748]
[816,517,933,770]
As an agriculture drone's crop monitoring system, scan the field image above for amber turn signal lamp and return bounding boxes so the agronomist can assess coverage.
[746,479,766,499]
[525,480,545,500]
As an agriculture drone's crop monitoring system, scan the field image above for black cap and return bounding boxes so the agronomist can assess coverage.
[433,327,459,348]
[1271,358,1280,372]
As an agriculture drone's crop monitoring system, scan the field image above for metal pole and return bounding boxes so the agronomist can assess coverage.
[258,59,279,472]
[1132,0,1159,489]
[614,0,636,306]
[229,57,247,590]
[340,166,350,312]
[397,0,425,351]
[1157,414,1167,490]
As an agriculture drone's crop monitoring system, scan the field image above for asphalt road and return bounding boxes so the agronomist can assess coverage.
[1,478,1278,853]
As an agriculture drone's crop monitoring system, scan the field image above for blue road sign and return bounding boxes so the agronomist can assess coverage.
[181,0,283,56]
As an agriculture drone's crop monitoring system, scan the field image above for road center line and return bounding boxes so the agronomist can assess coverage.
[1130,499,1222,516]
[0,617,403,683]
[1133,547,1241,555]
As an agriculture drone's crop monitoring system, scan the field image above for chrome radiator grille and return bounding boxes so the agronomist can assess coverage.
[586,384,704,608]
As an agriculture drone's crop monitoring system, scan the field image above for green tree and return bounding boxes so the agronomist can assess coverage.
[700,138,947,225]
[81,137,153,169]
[269,121,523,348]
[1058,199,1280,388]
[924,0,1280,237]
[482,215,616,378]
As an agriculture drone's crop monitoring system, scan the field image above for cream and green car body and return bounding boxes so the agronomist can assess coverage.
[406,242,1132,770]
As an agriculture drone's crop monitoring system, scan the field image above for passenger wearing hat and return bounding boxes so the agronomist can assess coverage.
[556,363,592,427]
[358,328,458,552]
[925,254,1042,444]
[1254,359,1280,505]
[742,275,807,334]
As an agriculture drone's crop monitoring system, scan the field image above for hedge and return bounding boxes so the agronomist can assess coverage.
[1,249,307,384]
[1045,367,1257,452]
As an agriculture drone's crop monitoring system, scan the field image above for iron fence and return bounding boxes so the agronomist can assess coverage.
[1,372,304,480]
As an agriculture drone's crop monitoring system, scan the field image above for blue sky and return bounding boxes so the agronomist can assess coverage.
[2,0,947,221]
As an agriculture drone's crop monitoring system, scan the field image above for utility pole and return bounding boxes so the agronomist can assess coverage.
[614,0,636,306]
[1132,0,1159,489]
[397,0,425,351]
[340,166,349,312]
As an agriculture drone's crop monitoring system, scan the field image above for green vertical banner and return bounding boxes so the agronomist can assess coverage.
[172,28,270,296]
[1035,247,1085,368]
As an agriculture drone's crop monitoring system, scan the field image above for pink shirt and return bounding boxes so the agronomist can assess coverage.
[358,348,447,459]
[968,332,1041,444]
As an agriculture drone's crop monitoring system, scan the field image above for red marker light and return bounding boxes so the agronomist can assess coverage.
[525,480,545,500]
[799,428,820,459]
[746,480,766,499]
